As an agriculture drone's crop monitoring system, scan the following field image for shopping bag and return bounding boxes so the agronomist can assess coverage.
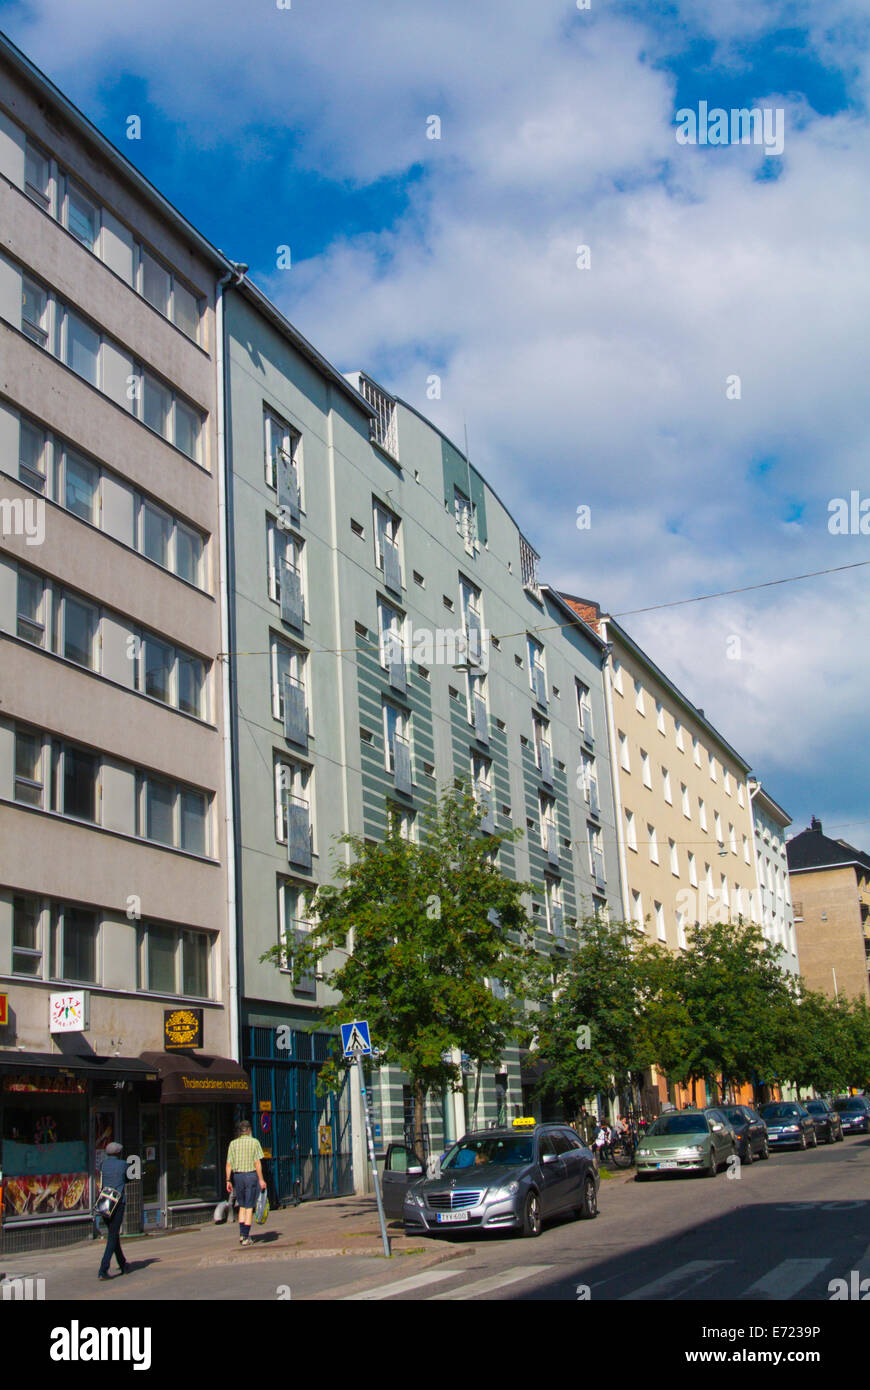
[95,1186,121,1218]
[254,1189,269,1225]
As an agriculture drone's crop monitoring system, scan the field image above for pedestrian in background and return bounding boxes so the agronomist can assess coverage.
[97,1141,128,1280]
[225,1120,267,1247]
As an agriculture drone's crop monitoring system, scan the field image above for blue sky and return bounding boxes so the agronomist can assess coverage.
[1,0,868,844]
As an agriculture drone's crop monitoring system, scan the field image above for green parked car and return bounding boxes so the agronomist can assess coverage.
[634,1109,737,1180]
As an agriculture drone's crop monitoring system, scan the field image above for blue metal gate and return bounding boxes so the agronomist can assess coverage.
[246,1026,352,1203]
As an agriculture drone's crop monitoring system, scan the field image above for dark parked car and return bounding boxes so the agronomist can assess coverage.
[804,1099,844,1144]
[833,1096,870,1135]
[715,1105,770,1163]
[758,1101,817,1149]
[384,1121,599,1238]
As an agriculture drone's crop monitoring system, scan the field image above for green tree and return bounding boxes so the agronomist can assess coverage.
[671,919,793,1103]
[529,916,654,1119]
[770,987,848,1095]
[261,787,537,1156]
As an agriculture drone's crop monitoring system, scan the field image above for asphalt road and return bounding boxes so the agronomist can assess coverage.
[14,1135,869,1302]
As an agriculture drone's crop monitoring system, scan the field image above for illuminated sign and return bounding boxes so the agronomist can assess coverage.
[164,1009,204,1050]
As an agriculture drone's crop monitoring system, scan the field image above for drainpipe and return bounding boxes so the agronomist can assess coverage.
[215,263,248,1064]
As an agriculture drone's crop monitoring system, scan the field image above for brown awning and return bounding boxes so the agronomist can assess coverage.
[139,1051,252,1104]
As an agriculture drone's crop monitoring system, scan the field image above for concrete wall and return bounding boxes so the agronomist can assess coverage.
[792,866,870,1004]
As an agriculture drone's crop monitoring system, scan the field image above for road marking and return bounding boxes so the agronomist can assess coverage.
[739,1259,831,1300]
[343,1268,463,1300]
[622,1260,731,1300]
[428,1265,551,1300]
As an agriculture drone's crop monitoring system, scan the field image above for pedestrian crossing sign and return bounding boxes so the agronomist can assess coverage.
[341,1020,372,1057]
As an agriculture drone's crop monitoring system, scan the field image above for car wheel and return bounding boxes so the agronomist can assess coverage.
[522,1190,542,1238]
[799,1131,807,1150]
[759,1138,770,1160]
[702,1150,716,1178]
[743,1139,753,1165]
[826,1124,835,1145]
[809,1129,818,1148]
[578,1174,598,1220]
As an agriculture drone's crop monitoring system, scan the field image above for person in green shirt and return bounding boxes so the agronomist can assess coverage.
[225,1121,267,1246]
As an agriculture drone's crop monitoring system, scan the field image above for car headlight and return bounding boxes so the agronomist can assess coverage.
[676,1146,704,1156]
[637,1148,650,1157]
[783,1124,800,1133]
[490,1180,520,1198]
[403,1189,425,1207]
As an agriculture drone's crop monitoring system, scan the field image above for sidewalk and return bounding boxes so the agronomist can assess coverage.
[0,1196,468,1289]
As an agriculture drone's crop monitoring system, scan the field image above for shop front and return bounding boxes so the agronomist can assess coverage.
[0,1051,158,1252]
[139,1051,252,1229]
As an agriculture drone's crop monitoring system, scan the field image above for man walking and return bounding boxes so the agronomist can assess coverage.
[225,1120,267,1247]
[97,1141,129,1280]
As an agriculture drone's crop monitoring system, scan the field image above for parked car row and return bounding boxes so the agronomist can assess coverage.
[380,1096,869,1241]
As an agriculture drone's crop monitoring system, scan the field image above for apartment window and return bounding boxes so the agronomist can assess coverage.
[61,593,98,670]
[721,875,730,910]
[178,652,206,719]
[519,534,539,591]
[13,895,42,977]
[662,767,672,803]
[51,905,97,985]
[21,278,49,347]
[648,823,659,864]
[388,803,417,841]
[612,658,624,695]
[383,702,408,773]
[172,282,200,340]
[144,923,176,993]
[625,808,637,852]
[532,712,550,771]
[631,890,643,932]
[545,878,563,936]
[539,792,557,849]
[65,183,100,251]
[688,852,697,888]
[709,753,718,782]
[62,745,98,823]
[267,521,304,611]
[25,140,51,209]
[528,636,547,704]
[19,418,47,491]
[467,669,488,734]
[743,835,751,865]
[139,248,171,315]
[654,901,666,942]
[143,373,171,436]
[141,500,173,567]
[17,567,46,646]
[634,679,645,714]
[63,309,100,386]
[142,635,174,705]
[359,375,399,459]
[724,770,732,797]
[674,718,685,751]
[676,908,687,950]
[14,729,44,807]
[698,797,708,832]
[137,628,206,718]
[271,637,306,720]
[576,680,593,739]
[656,700,665,733]
[265,411,292,489]
[279,883,316,994]
[378,599,405,671]
[669,838,679,876]
[175,524,203,586]
[374,500,400,569]
[705,862,714,896]
[140,776,208,854]
[714,811,723,845]
[641,750,651,789]
[275,758,312,850]
[180,789,208,856]
[618,731,630,772]
[693,736,701,767]
[472,752,493,830]
[737,783,745,808]
[681,782,690,818]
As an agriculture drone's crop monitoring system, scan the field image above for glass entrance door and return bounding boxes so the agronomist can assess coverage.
[140,1105,163,1227]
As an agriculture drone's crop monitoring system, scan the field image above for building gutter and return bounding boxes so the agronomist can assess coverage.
[215,265,245,1063]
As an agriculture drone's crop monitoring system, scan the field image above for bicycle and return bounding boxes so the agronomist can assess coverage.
[606,1133,636,1169]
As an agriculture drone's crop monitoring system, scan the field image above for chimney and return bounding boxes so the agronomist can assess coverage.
[697,708,705,720]
[810,816,823,833]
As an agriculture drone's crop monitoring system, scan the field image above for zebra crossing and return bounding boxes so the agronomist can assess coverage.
[343,1254,850,1301]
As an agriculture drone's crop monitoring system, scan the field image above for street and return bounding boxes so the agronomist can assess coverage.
[7,1134,867,1303]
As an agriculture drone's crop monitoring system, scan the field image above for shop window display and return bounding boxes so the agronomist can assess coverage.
[1,1074,89,1218]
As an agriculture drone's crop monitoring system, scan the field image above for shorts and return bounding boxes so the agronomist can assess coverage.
[233,1171,260,1208]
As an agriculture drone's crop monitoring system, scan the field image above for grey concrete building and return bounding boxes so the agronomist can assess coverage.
[0,35,245,1248]
[748,784,799,979]
[222,278,622,1195]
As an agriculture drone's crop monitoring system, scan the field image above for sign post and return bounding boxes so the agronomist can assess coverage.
[341,1020,390,1259]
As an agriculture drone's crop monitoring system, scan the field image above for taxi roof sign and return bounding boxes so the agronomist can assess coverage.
[512,1116,537,1128]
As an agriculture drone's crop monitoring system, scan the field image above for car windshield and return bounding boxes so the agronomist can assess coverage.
[761,1104,800,1118]
[648,1115,708,1136]
[441,1136,534,1170]
[834,1100,864,1112]
[805,1102,825,1114]
[724,1109,746,1125]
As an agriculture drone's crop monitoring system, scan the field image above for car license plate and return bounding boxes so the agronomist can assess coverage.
[657,1161,679,1169]
[437,1210,470,1223]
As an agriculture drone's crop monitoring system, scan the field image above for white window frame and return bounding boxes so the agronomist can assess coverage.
[662,767,672,804]
[669,838,679,876]
[378,599,405,671]
[688,852,698,888]
[648,823,659,865]
[271,636,307,722]
[641,750,651,789]
[383,701,409,773]
[634,679,645,715]
[675,718,685,751]
[619,732,630,772]
[625,808,637,852]
[612,658,624,695]
[698,798,708,832]
[655,700,665,733]
[63,178,101,254]
[681,782,690,819]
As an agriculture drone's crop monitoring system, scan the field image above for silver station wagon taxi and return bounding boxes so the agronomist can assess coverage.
[382,1118,599,1239]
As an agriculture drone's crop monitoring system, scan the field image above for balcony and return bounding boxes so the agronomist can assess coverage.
[286,796,312,871]
[280,562,304,633]
[282,674,308,749]
[277,451,300,524]
[383,536,402,596]
[393,734,412,796]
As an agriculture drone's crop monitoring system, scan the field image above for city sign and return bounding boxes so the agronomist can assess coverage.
[49,991,87,1034]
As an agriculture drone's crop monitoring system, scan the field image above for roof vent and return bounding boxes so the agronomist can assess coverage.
[810,816,823,833]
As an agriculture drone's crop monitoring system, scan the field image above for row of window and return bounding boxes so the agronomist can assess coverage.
[13,727,212,857]
[11,258,203,460]
[9,407,208,587]
[20,129,203,342]
[15,565,209,720]
[8,892,211,996]
[624,794,750,860]
[613,665,745,804]
[624,808,751,870]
